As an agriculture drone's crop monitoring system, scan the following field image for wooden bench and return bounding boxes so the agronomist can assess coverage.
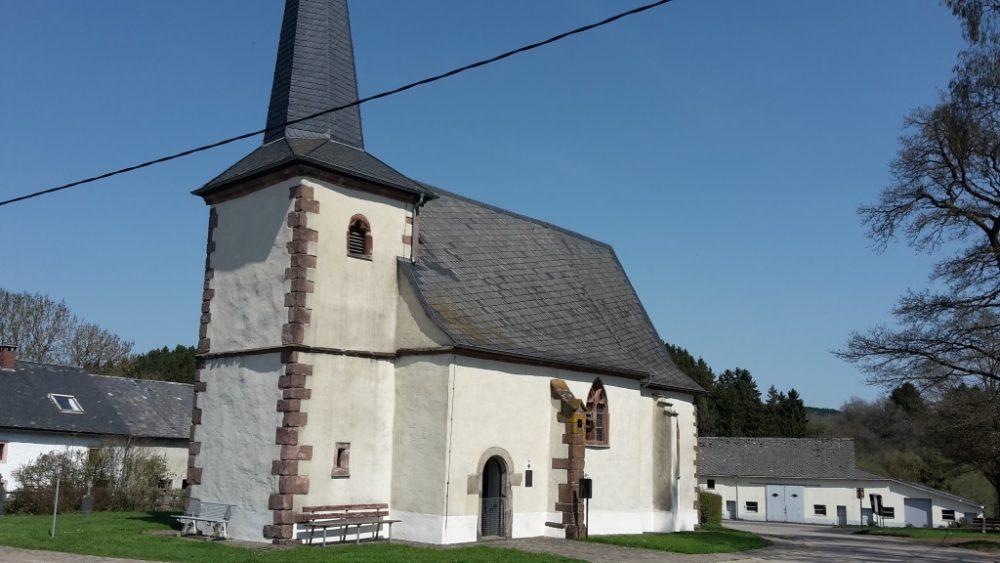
[174,501,235,540]
[297,503,401,545]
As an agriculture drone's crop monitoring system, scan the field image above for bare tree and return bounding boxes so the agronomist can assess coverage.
[837,4,1000,389]
[0,289,76,363]
[0,289,133,371]
[66,322,134,374]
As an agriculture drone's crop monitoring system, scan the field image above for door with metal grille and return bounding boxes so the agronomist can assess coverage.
[480,456,507,538]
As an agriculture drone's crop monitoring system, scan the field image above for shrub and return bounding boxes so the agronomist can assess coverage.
[10,438,173,514]
[699,489,723,526]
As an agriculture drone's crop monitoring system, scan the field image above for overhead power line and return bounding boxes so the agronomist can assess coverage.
[0,0,674,208]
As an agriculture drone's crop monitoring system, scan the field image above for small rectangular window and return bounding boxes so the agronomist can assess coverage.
[48,394,84,413]
[332,442,350,478]
[881,507,895,519]
[0,442,7,463]
[942,509,955,521]
[707,479,715,490]
[745,501,758,513]
[814,504,827,516]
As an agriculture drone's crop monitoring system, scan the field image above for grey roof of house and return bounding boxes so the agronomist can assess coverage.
[0,362,192,440]
[698,437,983,508]
[402,187,702,393]
[698,437,881,479]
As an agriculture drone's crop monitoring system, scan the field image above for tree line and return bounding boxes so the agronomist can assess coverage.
[666,343,808,438]
[0,289,196,383]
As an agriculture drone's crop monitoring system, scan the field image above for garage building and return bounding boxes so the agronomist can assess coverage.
[698,437,982,528]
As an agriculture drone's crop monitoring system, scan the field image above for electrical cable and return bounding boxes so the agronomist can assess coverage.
[0,0,673,208]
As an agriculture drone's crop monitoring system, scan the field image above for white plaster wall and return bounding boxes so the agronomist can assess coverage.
[208,181,296,352]
[659,390,699,531]
[443,357,564,543]
[304,178,411,353]
[702,477,983,528]
[0,430,98,490]
[191,354,283,542]
[134,439,189,488]
[390,355,451,543]
[432,356,697,542]
[297,354,395,510]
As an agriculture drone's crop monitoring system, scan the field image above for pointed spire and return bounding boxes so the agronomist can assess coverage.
[263,0,364,148]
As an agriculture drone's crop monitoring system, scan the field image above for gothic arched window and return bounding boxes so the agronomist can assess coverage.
[347,214,372,258]
[586,379,609,446]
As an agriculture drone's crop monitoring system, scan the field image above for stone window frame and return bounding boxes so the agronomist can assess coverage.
[346,214,373,260]
[332,442,350,478]
[585,379,609,447]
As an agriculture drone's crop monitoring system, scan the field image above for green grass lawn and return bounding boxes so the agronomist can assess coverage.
[0,512,579,562]
[855,527,1000,552]
[587,525,769,554]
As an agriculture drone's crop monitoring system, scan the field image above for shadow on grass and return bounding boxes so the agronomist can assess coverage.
[126,511,183,530]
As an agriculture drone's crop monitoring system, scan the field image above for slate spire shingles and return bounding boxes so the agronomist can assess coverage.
[197,0,429,197]
[264,0,364,147]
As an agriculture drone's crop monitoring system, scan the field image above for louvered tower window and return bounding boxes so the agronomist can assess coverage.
[586,379,609,446]
[347,215,372,258]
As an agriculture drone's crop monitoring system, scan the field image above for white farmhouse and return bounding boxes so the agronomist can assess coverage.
[0,345,191,491]
[698,437,983,528]
[184,0,703,545]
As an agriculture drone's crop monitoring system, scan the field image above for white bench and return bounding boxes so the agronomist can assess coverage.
[174,501,235,540]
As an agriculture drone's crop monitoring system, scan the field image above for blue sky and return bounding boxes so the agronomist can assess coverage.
[0,1,965,408]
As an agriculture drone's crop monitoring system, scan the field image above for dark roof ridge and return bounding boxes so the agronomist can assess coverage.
[12,360,85,371]
[87,372,194,388]
[415,181,612,250]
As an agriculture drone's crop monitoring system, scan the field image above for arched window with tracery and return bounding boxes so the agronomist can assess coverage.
[586,379,609,446]
[347,214,372,258]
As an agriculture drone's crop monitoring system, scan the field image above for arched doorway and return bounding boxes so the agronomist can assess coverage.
[480,455,509,538]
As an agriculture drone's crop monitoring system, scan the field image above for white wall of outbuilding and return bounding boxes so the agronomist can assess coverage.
[700,476,982,528]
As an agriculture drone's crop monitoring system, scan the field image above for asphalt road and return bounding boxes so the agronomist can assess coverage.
[726,520,1000,563]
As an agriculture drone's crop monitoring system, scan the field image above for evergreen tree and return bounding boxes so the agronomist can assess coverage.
[125,345,197,384]
[665,342,717,435]
[712,368,763,437]
[761,386,784,436]
[779,389,809,437]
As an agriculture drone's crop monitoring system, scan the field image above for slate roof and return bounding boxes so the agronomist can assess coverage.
[264,0,365,147]
[196,0,432,198]
[0,362,192,439]
[698,437,882,479]
[403,187,702,393]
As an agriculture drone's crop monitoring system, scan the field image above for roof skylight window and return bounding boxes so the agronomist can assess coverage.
[48,394,84,414]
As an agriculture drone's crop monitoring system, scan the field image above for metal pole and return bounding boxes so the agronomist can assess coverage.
[50,466,62,539]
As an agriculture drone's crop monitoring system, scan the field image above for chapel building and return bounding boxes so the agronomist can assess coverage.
[186,0,702,544]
